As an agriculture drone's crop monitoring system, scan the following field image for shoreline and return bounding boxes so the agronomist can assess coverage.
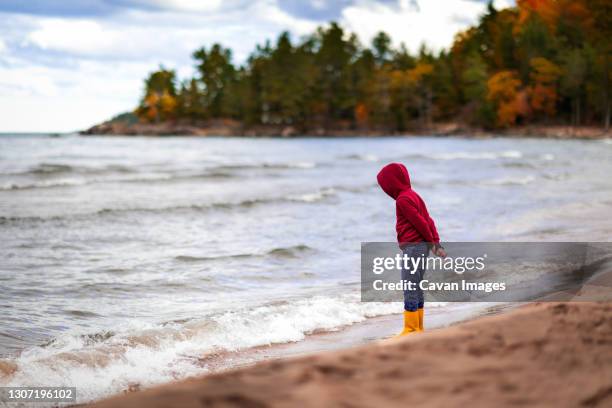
[0,303,506,403]
[88,301,612,408]
[86,267,612,407]
[80,121,612,140]
[151,302,510,379]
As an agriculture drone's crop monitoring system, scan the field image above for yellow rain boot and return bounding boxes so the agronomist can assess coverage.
[397,310,420,336]
[418,308,424,331]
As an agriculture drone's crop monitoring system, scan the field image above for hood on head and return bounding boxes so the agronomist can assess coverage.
[377,163,411,199]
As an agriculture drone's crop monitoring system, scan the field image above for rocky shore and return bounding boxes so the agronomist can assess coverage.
[81,117,611,139]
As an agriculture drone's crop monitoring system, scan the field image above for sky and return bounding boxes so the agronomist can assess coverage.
[0,0,513,133]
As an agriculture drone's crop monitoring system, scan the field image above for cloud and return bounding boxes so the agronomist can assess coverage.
[0,55,150,131]
[0,1,319,132]
[0,0,514,132]
[277,0,401,22]
[340,0,502,52]
[28,19,115,55]
[11,1,317,63]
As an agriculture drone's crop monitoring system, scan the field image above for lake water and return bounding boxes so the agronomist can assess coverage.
[1,134,611,402]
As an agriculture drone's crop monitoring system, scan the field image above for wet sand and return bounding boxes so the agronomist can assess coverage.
[87,300,611,408]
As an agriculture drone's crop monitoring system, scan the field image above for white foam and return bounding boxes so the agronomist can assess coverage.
[540,153,555,161]
[0,294,422,405]
[291,162,316,169]
[483,175,536,186]
[289,188,336,203]
[431,150,523,160]
[0,174,175,191]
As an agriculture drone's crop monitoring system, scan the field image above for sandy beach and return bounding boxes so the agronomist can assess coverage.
[88,301,612,408]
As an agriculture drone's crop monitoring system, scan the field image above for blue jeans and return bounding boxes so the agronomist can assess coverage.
[401,242,429,312]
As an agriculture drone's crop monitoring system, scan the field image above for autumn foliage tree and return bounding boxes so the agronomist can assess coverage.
[135,0,611,130]
[529,57,562,118]
[487,71,523,127]
[136,68,178,123]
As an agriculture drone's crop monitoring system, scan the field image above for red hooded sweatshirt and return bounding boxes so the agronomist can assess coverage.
[377,163,440,247]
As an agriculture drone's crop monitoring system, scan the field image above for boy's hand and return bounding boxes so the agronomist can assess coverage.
[433,245,447,258]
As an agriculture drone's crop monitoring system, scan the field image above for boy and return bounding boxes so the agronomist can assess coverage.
[377,163,445,336]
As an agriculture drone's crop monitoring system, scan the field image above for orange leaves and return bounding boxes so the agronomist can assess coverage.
[137,93,159,123]
[407,63,434,84]
[517,0,593,34]
[487,71,524,127]
[354,103,369,127]
[560,0,593,31]
[136,68,178,123]
[487,71,521,102]
[389,69,409,90]
[529,83,557,116]
[517,0,558,29]
[486,64,558,126]
[137,91,177,123]
[388,63,434,91]
[159,91,178,118]
[143,93,159,122]
[496,98,520,127]
[529,57,562,84]
[528,57,561,116]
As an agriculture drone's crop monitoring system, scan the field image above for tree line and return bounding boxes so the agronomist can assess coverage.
[135,0,611,131]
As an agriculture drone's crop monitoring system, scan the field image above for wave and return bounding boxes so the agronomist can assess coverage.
[7,163,135,177]
[482,175,536,186]
[174,244,313,263]
[0,294,415,403]
[3,161,314,180]
[0,171,235,191]
[266,244,312,258]
[1,179,89,190]
[431,150,523,160]
[402,150,523,161]
[501,161,537,169]
[214,161,316,171]
[0,188,339,225]
[0,161,314,191]
[340,154,379,162]
[26,163,76,175]
[174,254,251,262]
[288,187,336,203]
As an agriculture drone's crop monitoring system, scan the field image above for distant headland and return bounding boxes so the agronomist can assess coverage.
[83,1,611,139]
[81,113,609,139]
